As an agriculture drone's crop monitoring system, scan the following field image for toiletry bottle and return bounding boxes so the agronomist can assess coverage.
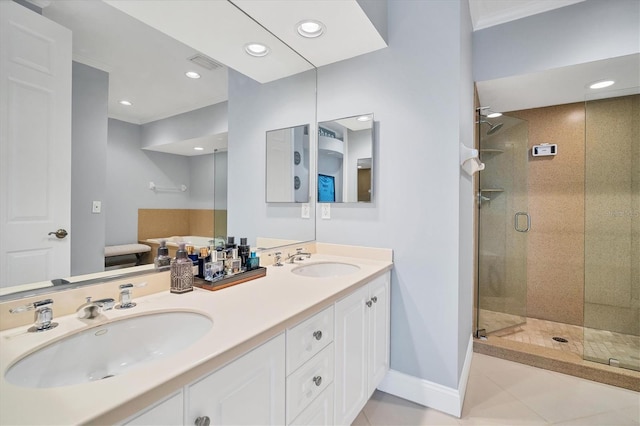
[225,236,236,250]
[238,237,250,270]
[154,240,171,271]
[246,251,260,271]
[170,243,194,294]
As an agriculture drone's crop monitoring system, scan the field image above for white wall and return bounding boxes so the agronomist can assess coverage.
[316,0,474,395]
[71,62,108,275]
[473,0,640,82]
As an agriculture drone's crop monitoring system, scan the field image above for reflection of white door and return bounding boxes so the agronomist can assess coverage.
[266,129,293,202]
[0,2,72,288]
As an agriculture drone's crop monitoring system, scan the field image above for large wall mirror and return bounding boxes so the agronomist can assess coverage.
[265,125,311,203]
[318,114,374,203]
[0,0,316,299]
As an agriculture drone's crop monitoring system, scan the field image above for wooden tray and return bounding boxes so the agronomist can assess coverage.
[194,267,267,291]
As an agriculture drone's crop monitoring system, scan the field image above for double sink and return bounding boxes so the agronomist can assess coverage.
[5,261,359,389]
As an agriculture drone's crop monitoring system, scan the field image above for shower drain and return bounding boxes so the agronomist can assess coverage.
[552,337,569,343]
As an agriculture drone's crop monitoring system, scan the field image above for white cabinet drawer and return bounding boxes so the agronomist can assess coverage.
[286,305,334,375]
[121,390,183,426]
[286,343,334,423]
[289,385,334,426]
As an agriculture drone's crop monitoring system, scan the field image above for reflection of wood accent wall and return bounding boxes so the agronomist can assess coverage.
[138,209,224,242]
[214,209,227,238]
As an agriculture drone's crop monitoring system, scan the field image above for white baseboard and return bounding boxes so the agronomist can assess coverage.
[377,334,474,418]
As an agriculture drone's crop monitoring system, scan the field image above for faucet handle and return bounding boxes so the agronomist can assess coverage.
[10,299,58,332]
[116,282,146,309]
[272,251,283,267]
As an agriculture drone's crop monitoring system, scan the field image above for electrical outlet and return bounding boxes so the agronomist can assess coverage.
[92,201,101,214]
[301,203,310,219]
[321,203,331,219]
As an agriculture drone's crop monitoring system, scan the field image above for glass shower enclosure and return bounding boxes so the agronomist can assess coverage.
[476,113,530,336]
[584,92,639,371]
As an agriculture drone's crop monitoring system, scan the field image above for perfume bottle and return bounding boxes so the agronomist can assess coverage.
[238,237,250,270]
[154,240,171,271]
[246,251,260,271]
[170,243,193,294]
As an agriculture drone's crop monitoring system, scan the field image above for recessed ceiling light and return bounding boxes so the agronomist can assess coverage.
[119,100,132,106]
[297,20,325,38]
[356,115,372,122]
[244,43,270,57]
[487,112,502,118]
[194,147,204,151]
[589,80,615,89]
[185,71,201,79]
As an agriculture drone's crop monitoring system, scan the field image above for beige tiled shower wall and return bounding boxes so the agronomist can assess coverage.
[510,103,586,326]
[584,94,639,336]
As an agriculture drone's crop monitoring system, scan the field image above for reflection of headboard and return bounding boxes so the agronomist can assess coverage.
[138,209,219,241]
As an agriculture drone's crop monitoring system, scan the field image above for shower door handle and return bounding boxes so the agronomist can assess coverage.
[514,212,530,232]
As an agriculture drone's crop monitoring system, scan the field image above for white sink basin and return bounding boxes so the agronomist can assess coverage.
[5,311,212,388]
[291,262,360,278]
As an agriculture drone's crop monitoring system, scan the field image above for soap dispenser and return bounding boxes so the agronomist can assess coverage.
[170,243,194,294]
[154,240,171,271]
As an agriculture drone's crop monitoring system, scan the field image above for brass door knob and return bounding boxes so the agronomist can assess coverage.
[48,229,68,239]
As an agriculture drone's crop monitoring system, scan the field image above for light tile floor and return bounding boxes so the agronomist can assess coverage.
[353,353,640,425]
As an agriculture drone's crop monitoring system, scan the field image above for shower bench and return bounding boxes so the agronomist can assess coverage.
[104,244,151,266]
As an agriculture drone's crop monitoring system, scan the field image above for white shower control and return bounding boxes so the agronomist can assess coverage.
[532,143,557,156]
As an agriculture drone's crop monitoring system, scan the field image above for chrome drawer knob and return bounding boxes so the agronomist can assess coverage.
[312,375,322,386]
[195,416,210,426]
[313,330,323,341]
[371,296,378,303]
[366,300,372,307]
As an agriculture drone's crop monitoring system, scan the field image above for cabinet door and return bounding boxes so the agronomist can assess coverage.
[121,391,183,426]
[334,284,369,426]
[187,333,285,425]
[290,385,334,426]
[367,273,390,395]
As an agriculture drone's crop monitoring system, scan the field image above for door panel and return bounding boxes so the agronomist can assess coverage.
[0,1,71,288]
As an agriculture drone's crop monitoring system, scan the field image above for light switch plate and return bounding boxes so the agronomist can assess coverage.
[92,201,101,214]
[301,203,310,219]
[321,203,331,219]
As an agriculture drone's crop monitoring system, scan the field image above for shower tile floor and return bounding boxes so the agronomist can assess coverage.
[482,311,640,371]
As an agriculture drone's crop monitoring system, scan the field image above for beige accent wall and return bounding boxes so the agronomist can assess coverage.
[510,103,586,326]
[584,94,639,335]
[138,209,224,242]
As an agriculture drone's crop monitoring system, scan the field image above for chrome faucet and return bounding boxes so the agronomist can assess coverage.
[77,297,115,319]
[272,251,283,267]
[286,248,312,263]
[9,299,58,332]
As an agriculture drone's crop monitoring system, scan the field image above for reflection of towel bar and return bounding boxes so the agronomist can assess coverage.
[148,181,188,192]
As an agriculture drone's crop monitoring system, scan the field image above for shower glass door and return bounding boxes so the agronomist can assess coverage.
[584,92,639,371]
[477,114,529,336]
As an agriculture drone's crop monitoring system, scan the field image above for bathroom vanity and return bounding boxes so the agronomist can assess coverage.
[0,244,392,425]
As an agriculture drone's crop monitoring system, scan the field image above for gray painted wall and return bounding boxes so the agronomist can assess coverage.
[315,0,474,389]
[71,62,108,275]
[473,0,640,82]
[227,69,316,247]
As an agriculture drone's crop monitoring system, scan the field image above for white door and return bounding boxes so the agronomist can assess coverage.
[187,333,286,425]
[368,273,390,395]
[334,284,369,426]
[0,1,72,289]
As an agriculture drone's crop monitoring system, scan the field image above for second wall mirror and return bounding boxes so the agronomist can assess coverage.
[318,114,373,203]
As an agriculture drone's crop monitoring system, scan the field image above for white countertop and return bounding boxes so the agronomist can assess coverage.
[0,253,392,425]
